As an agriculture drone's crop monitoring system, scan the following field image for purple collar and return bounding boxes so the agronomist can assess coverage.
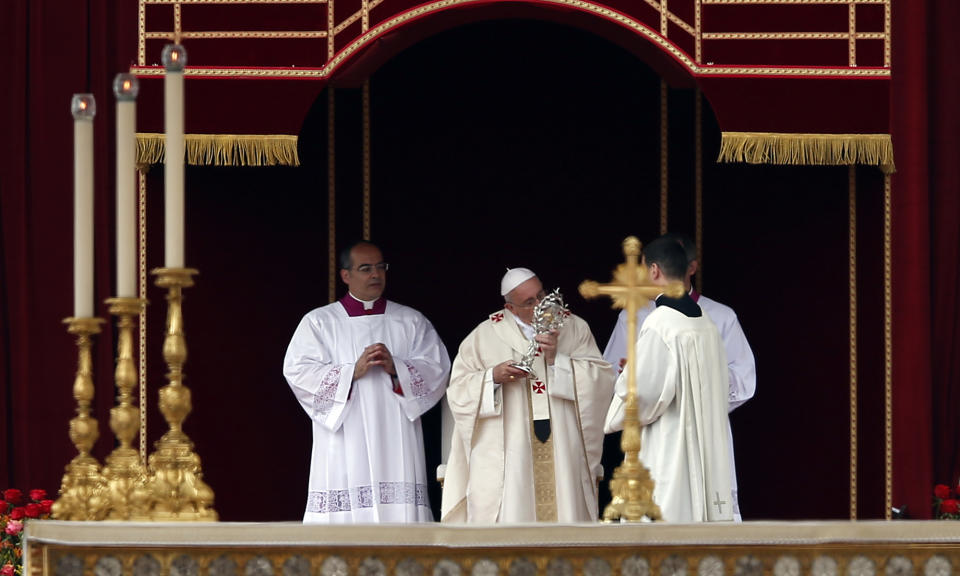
[690,288,700,303]
[339,295,387,317]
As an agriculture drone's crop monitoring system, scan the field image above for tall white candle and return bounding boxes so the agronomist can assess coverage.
[114,74,140,297]
[72,94,96,318]
[162,44,187,268]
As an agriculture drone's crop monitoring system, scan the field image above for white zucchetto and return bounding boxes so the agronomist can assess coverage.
[500,267,536,296]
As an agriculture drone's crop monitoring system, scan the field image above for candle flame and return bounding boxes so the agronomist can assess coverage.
[79,100,87,110]
[123,80,131,91]
[171,51,179,61]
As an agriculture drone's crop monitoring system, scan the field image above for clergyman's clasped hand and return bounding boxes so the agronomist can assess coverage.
[353,343,396,381]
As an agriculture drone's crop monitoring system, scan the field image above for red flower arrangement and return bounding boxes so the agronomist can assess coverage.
[1,488,53,576]
[933,484,960,519]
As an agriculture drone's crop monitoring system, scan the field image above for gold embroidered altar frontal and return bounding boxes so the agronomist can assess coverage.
[24,521,960,576]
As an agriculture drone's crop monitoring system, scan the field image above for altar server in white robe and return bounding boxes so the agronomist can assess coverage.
[603,232,754,520]
[441,268,614,523]
[283,241,450,523]
[605,238,733,523]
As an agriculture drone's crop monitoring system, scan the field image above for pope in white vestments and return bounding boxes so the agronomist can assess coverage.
[283,242,451,523]
[441,268,614,523]
[605,238,733,523]
[603,233,755,519]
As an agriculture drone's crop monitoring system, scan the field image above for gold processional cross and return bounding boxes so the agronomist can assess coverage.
[579,236,684,522]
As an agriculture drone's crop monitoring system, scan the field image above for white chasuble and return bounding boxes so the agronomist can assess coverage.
[605,306,733,523]
[441,309,614,523]
[283,297,451,523]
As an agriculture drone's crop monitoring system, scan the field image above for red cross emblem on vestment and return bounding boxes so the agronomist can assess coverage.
[532,381,545,394]
[490,312,504,323]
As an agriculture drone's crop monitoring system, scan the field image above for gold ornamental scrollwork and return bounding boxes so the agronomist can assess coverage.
[102,297,152,520]
[143,268,217,520]
[53,317,109,521]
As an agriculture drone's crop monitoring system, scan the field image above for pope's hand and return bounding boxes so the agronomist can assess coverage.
[493,361,527,385]
[534,329,558,366]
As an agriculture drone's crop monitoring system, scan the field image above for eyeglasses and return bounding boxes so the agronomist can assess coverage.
[507,290,546,309]
[352,263,389,274]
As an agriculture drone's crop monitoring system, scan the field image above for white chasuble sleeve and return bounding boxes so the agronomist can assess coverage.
[479,369,502,417]
[442,324,505,523]
[283,312,356,432]
[392,314,452,421]
[548,354,574,400]
[561,317,615,477]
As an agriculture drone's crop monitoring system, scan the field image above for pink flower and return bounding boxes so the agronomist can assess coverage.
[4,519,23,535]
[28,489,46,502]
[1,564,15,576]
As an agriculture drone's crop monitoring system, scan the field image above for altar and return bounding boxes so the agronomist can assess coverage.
[24,521,960,576]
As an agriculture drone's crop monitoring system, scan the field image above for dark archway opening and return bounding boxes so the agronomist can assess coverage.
[166,17,885,523]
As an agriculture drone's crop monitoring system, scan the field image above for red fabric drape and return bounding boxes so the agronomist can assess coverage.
[0,0,29,487]
[930,0,960,495]
[890,0,960,519]
[0,0,137,489]
[889,0,960,519]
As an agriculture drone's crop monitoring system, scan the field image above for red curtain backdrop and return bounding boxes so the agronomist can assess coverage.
[2,0,958,522]
[890,0,960,519]
[0,0,139,489]
[929,0,960,499]
[890,0,932,519]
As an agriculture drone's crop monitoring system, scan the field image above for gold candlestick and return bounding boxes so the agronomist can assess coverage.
[580,237,683,522]
[52,316,108,520]
[144,268,217,520]
[102,297,151,520]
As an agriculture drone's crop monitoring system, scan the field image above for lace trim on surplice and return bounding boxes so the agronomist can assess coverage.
[306,482,428,513]
[402,360,434,411]
[313,364,344,417]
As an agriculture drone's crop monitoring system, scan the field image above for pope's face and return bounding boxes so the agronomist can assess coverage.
[505,276,545,325]
[340,244,386,301]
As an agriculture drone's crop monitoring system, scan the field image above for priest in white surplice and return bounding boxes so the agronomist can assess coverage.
[283,241,450,523]
[603,232,754,520]
[441,268,614,523]
[605,238,733,523]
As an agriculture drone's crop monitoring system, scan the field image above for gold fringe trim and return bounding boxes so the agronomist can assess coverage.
[136,133,300,167]
[718,132,895,174]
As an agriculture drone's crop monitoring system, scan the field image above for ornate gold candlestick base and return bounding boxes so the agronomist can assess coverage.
[102,297,151,520]
[144,268,217,521]
[53,316,109,521]
[602,396,661,522]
